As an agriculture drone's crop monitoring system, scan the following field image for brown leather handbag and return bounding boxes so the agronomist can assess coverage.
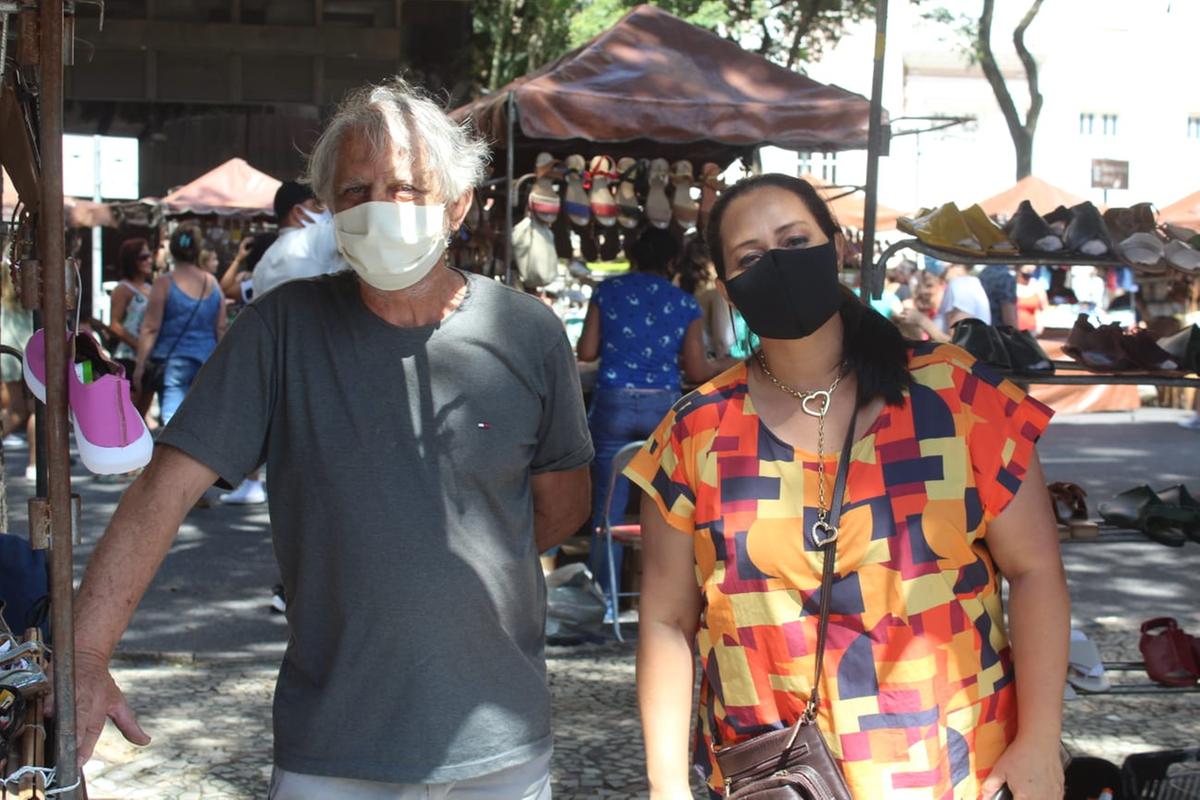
[713,418,857,800]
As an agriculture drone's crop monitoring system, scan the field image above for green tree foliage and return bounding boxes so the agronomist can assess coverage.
[472,0,879,92]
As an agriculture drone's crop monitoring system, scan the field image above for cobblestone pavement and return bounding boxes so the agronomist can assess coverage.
[86,627,1200,799]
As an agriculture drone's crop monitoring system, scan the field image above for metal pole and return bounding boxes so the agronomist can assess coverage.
[38,0,81,794]
[860,0,889,300]
[504,90,515,286]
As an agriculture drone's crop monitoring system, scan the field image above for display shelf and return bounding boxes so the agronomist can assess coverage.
[865,237,1185,298]
[1074,661,1200,696]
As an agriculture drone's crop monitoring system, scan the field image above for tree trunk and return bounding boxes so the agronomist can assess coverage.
[977,0,1044,180]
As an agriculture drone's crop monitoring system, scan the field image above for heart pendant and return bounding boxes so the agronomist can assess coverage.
[801,390,831,418]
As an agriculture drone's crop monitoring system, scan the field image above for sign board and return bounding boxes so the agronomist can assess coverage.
[1091,158,1129,190]
[63,134,139,199]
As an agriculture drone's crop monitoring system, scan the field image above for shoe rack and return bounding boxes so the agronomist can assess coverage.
[869,240,1200,697]
[869,238,1200,389]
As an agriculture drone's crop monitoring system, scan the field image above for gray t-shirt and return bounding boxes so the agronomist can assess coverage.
[158,269,593,783]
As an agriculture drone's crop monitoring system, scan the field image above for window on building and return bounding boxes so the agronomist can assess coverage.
[1188,116,1200,140]
[797,151,812,176]
[1079,113,1094,135]
[1102,113,1118,136]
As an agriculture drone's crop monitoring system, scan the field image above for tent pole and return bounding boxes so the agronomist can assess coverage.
[39,0,82,795]
[504,90,515,286]
[861,0,889,300]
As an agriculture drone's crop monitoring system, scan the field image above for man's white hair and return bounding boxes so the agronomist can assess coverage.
[306,77,489,207]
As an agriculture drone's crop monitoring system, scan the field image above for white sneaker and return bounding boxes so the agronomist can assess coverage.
[1178,415,1200,431]
[23,465,36,481]
[220,479,266,505]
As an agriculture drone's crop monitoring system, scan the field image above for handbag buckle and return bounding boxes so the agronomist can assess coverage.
[810,520,838,547]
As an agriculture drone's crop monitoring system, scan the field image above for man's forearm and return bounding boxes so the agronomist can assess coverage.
[1007,565,1070,743]
[74,447,215,660]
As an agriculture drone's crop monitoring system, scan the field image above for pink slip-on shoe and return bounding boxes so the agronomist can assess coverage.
[24,328,152,474]
[69,332,152,474]
[21,327,59,403]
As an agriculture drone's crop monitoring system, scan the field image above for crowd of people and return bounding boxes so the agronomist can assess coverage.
[0,77,1078,800]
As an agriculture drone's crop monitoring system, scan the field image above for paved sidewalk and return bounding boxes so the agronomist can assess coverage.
[2,408,1198,797]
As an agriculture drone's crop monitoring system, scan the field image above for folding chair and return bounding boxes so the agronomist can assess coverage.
[599,440,646,641]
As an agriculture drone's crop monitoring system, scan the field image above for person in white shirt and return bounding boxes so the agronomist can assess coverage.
[899,263,992,342]
[251,181,343,300]
[222,182,341,510]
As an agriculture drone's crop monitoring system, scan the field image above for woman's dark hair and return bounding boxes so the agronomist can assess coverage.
[706,173,912,407]
[627,227,679,276]
[676,236,713,295]
[117,237,150,280]
[169,223,202,264]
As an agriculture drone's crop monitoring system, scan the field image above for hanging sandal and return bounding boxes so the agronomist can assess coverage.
[615,157,641,229]
[1139,618,1200,686]
[527,152,561,225]
[699,162,723,224]
[588,155,619,227]
[562,154,591,227]
[670,159,698,228]
[645,158,672,229]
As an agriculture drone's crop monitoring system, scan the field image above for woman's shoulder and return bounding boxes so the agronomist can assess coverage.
[906,341,978,379]
[664,360,749,430]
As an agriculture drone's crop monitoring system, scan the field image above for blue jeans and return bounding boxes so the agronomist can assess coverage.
[159,355,204,425]
[586,386,678,610]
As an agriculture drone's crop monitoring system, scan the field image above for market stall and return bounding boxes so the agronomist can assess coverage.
[977,174,1087,218]
[450,4,883,281]
[1160,190,1200,229]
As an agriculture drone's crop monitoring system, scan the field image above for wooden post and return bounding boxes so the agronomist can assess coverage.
[38,0,82,795]
[860,0,889,300]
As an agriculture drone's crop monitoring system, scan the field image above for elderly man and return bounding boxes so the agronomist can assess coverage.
[70,78,593,799]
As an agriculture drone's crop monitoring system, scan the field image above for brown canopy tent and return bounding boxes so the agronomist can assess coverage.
[976,175,1085,218]
[1160,190,1200,229]
[451,4,878,171]
[162,157,281,217]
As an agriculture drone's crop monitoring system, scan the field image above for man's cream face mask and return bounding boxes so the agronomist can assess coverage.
[334,201,447,291]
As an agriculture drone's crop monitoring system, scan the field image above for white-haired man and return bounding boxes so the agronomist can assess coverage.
[70,79,593,799]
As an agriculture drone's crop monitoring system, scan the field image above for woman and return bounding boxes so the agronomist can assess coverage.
[135,224,226,425]
[676,236,734,358]
[198,248,220,275]
[1016,265,1048,334]
[628,175,1068,799]
[110,237,155,418]
[576,227,735,614]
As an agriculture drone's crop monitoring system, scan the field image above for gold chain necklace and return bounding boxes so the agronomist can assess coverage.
[756,351,846,547]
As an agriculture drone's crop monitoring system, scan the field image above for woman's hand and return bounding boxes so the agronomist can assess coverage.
[979,734,1064,800]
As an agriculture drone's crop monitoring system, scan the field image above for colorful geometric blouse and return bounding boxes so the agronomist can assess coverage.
[625,343,1053,799]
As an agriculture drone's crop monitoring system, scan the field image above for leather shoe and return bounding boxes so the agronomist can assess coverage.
[1006,200,1063,252]
[1098,485,1194,547]
[950,318,1010,369]
[1063,314,1132,371]
[1154,484,1200,543]
[1119,329,1180,371]
[1158,324,1200,373]
[1063,201,1113,257]
[997,325,1054,373]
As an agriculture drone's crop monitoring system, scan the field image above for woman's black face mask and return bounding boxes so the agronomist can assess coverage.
[725,241,842,340]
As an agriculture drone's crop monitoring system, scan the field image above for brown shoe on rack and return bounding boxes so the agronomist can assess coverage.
[1063,314,1132,371]
[1119,329,1181,372]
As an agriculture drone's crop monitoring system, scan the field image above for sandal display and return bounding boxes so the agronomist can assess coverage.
[670,159,698,228]
[644,158,672,229]
[528,151,561,225]
[614,157,641,229]
[587,155,619,227]
[1006,199,1063,252]
[562,154,591,227]
[1097,485,1195,547]
[1048,482,1098,539]
[1063,201,1113,257]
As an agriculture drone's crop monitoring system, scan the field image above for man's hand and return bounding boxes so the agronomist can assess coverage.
[71,649,151,766]
[979,735,1064,800]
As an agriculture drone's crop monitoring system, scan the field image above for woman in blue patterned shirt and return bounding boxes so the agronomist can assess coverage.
[577,227,736,618]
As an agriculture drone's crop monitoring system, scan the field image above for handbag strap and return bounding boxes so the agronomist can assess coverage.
[804,410,858,722]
